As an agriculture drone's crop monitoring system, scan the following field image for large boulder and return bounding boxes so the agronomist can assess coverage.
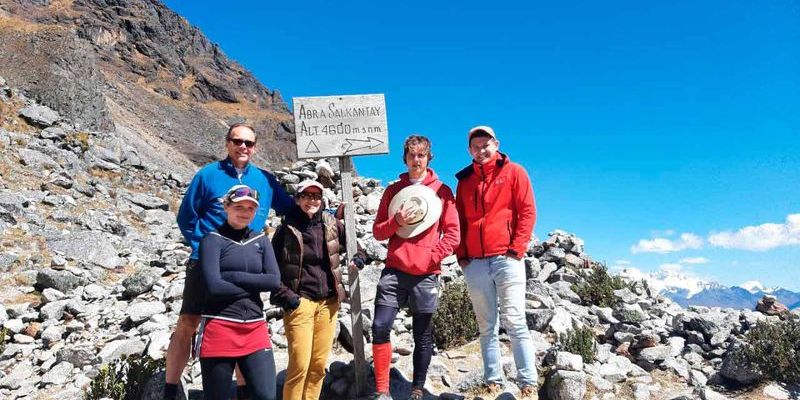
[122,268,161,298]
[36,269,90,293]
[756,295,789,317]
[719,345,762,385]
[46,230,122,269]
[545,370,587,400]
[19,104,60,127]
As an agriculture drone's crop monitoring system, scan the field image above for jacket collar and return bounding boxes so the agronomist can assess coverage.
[220,157,252,177]
[398,167,439,186]
[286,205,323,228]
[218,222,253,242]
[456,152,509,180]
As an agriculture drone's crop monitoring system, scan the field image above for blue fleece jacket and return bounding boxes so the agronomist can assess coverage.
[176,157,294,260]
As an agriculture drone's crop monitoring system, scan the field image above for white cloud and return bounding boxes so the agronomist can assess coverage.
[614,259,631,266]
[679,257,710,264]
[708,213,800,251]
[630,233,704,254]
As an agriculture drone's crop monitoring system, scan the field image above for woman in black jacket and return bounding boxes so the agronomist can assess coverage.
[271,180,366,400]
[196,185,281,400]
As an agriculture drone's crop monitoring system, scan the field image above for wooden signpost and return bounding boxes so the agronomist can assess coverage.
[292,94,389,396]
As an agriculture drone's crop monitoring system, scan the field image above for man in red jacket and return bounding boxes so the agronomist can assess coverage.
[455,125,538,397]
[371,135,460,400]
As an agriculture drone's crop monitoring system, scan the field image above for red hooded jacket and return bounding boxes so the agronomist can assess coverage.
[372,168,460,276]
[455,152,536,261]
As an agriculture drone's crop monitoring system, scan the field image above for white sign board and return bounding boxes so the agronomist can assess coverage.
[292,94,389,159]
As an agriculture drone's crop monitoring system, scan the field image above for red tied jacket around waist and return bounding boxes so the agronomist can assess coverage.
[455,152,536,261]
[372,168,460,276]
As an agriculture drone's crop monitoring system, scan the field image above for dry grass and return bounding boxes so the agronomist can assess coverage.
[0,15,48,33]
[64,131,90,152]
[179,73,197,91]
[9,292,42,308]
[204,99,291,124]
[0,97,36,133]
[47,0,76,13]
[88,166,123,183]
[0,228,51,271]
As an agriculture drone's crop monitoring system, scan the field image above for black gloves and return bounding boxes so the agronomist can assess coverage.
[352,254,367,270]
[285,296,301,312]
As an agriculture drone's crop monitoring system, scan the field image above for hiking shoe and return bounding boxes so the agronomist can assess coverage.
[373,392,393,400]
[486,382,503,393]
[408,387,424,400]
[519,384,538,399]
[476,382,503,397]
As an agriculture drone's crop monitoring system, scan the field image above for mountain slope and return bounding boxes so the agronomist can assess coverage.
[0,0,296,174]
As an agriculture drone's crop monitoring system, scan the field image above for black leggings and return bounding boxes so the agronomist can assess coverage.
[372,304,434,388]
[200,349,276,400]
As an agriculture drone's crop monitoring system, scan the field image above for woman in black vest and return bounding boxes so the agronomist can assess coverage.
[271,179,367,400]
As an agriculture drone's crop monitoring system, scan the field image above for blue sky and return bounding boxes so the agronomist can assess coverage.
[164,1,800,290]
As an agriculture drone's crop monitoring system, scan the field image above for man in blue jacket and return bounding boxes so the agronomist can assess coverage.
[164,123,294,400]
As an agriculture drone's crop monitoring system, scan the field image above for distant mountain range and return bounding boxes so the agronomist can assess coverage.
[665,286,800,310]
[617,269,800,311]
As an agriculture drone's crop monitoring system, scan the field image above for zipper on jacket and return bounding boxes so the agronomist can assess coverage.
[479,165,486,257]
[294,227,304,290]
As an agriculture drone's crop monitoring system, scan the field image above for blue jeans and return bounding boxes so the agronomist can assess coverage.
[463,255,537,386]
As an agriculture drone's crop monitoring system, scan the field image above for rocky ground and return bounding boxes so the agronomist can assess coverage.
[0,77,798,400]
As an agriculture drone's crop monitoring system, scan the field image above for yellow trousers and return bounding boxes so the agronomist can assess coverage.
[282,297,339,400]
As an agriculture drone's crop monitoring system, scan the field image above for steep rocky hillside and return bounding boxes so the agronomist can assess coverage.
[0,79,798,400]
[0,0,296,176]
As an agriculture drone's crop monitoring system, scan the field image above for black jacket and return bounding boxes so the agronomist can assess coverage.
[199,223,281,321]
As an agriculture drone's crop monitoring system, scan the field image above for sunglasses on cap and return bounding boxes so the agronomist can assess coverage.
[227,186,260,202]
[227,137,256,148]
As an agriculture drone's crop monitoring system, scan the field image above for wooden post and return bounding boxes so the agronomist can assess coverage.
[340,156,367,396]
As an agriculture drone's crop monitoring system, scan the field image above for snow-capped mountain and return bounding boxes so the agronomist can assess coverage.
[738,280,778,294]
[616,267,719,298]
[616,270,800,310]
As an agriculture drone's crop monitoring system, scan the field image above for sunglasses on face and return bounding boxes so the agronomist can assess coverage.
[228,187,260,201]
[227,137,256,148]
[299,192,323,200]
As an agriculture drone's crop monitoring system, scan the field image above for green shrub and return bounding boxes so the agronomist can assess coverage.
[558,326,596,364]
[84,354,165,400]
[571,263,630,308]
[433,279,479,350]
[736,318,800,383]
[0,327,7,354]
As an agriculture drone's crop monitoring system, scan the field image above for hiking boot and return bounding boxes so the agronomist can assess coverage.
[373,392,393,400]
[519,384,538,399]
[476,382,503,397]
[408,387,424,400]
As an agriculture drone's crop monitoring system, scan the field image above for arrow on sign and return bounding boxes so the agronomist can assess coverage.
[305,140,321,153]
[342,137,384,154]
